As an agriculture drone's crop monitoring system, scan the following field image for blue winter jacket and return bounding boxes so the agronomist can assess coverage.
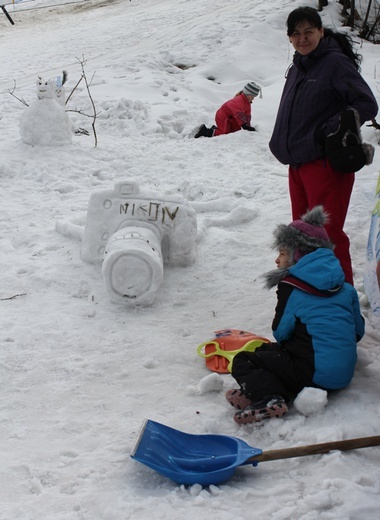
[272,248,364,389]
[269,37,378,167]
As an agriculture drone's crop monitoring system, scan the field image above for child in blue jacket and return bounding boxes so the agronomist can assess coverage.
[226,206,365,424]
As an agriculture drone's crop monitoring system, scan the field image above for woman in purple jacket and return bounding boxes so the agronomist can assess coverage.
[269,7,378,285]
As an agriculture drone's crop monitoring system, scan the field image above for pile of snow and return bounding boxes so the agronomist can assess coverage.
[293,387,328,416]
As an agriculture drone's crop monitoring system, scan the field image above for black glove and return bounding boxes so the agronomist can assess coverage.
[242,124,256,131]
[325,108,374,173]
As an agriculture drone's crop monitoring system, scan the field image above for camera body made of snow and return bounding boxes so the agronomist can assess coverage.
[81,180,197,306]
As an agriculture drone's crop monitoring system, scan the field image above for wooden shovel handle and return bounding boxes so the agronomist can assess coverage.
[249,435,380,463]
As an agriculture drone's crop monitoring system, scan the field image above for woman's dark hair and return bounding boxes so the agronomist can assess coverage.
[287,6,322,35]
[286,6,362,71]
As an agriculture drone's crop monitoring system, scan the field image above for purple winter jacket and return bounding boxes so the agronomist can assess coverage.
[269,37,378,167]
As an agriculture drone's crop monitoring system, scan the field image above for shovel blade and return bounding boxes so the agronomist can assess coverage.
[131,419,262,486]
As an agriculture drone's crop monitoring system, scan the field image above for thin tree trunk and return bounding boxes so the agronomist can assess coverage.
[349,0,355,29]
[361,0,372,29]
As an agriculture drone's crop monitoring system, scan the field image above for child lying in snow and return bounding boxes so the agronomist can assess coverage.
[226,206,365,424]
[194,81,261,138]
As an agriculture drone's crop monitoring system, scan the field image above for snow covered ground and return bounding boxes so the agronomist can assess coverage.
[1,0,380,518]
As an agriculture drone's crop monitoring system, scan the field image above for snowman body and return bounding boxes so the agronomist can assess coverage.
[20,77,72,146]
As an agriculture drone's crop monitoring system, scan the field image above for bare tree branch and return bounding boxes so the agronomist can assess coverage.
[8,80,29,107]
[65,75,84,106]
[0,293,28,301]
[367,118,380,130]
[75,55,99,147]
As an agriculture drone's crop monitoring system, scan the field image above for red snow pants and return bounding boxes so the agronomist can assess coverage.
[289,159,355,285]
[214,108,241,136]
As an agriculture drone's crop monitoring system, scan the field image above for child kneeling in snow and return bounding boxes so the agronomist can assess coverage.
[226,206,364,424]
[194,82,261,138]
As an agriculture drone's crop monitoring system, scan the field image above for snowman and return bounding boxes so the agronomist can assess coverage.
[54,71,68,107]
[20,74,72,146]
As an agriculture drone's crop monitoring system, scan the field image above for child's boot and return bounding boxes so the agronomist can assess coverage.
[233,395,288,424]
[225,388,253,410]
[194,124,215,138]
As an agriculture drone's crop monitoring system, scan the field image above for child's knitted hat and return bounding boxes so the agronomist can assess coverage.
[273,206,333,262]
[243,82,262,98]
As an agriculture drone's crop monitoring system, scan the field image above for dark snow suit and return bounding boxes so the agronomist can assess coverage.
[232,248,365,403]
[269,37,378,285]
[214,93,252,136]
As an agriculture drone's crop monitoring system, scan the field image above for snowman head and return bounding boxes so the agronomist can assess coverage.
[55,80,66,106]
[36,76,56,100]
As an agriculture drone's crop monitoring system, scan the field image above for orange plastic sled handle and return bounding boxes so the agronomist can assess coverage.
[197,339,265,372]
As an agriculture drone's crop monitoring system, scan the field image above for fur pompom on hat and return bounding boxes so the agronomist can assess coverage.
[243,82,262,98]
[273,206,333,263]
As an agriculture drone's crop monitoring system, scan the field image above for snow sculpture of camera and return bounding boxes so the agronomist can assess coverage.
[81,180,197,306]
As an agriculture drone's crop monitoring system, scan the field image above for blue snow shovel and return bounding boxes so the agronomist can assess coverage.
[131,419,380,487]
